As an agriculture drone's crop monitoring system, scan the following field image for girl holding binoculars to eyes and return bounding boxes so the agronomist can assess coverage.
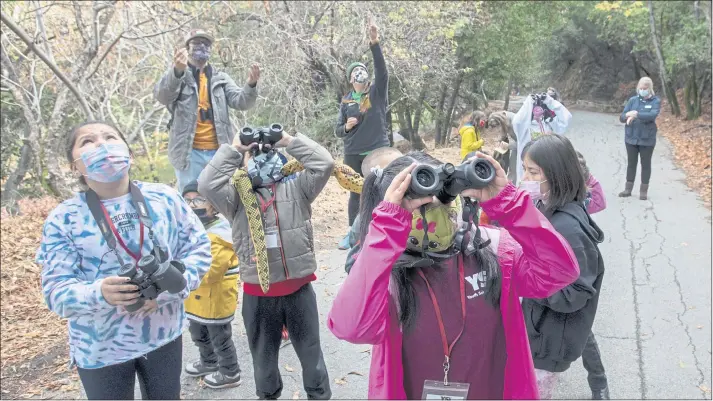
[328,150,580,400]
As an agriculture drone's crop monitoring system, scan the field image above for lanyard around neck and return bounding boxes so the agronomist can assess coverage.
[85,181,156,266]
[416,254,467,386]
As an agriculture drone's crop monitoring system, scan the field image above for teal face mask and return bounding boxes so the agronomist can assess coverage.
[638,89,649,98]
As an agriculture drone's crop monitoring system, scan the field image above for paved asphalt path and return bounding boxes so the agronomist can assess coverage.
[121,110,711,399]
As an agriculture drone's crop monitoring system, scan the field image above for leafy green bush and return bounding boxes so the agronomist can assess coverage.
[131,153,176,186]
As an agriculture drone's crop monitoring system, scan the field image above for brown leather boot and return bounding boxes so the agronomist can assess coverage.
[639,184,649,200]
[618,181,634,197]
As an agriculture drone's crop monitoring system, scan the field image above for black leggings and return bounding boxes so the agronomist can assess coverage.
[625,143,655,185]
[343,153,367,227]
[76,335,182,400]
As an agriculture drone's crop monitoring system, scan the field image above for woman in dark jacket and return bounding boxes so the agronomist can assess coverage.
[334,19,390,250]
[618,77,661,200]
[519,135,608,400]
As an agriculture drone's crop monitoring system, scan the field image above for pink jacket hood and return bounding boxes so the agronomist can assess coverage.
[327,184,580,399]
[586,174,607,214]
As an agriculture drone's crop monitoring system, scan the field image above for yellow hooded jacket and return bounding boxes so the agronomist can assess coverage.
[459,124,484,160]
[184,217,239,324]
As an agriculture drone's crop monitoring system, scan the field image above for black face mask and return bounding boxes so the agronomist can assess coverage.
[192,208,215,224]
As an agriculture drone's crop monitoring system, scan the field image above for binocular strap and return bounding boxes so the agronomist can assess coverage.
[85,182,162,266]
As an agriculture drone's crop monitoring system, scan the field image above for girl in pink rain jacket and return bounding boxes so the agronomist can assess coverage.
[328,151,580,400]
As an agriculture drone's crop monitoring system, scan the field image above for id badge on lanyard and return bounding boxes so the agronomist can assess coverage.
[421,380,470,400]
[417,255,470,400]
[258,186,281,250]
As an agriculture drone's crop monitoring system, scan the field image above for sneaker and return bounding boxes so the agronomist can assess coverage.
[592,387,610,400]
[184,360,219,377]
[338,233,350,250]
[204,371,242,389]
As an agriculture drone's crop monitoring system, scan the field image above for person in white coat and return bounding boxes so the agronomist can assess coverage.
[511,93,572,184]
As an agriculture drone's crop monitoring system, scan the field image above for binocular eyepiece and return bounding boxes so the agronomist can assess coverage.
[239,123,284,153]
[118,248,187,313]
[407,158,496,205]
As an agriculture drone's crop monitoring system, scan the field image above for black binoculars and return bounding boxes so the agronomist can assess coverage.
[408,158,496,204]
[531,93,548,103]
[239,123,284,154]
[118,246,187,313]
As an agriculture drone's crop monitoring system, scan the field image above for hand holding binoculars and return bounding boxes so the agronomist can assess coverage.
[239,123,284,154]
[118,246,187,313]
[407,158,496,205]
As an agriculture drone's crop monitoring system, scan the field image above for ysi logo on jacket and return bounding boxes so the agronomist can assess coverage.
[465,271,487,299]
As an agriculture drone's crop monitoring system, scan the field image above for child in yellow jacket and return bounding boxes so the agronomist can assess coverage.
[458,111,486,161]
[182,181,242,389]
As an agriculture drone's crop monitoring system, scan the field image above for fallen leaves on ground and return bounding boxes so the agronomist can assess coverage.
[658,93,712,210]
[292,390,301,399]
[284,364,295,372]
[334,377,347,386]
[0,197,84,399]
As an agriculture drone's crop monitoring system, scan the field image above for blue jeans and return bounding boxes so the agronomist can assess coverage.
[175,148,217,192]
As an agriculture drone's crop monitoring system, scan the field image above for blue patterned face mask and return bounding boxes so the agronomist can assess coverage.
[190,43,211,63]
[77,143,131,183]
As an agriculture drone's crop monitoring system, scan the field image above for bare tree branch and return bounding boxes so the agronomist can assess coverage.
[33,0,54,64]
[72,1,90,44]
[0,10,94,118]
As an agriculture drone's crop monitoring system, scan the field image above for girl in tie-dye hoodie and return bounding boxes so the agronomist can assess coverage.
[35,121,211,400]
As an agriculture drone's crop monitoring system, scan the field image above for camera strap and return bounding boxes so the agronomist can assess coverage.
[455,197,490,255]
[85,182,157,265]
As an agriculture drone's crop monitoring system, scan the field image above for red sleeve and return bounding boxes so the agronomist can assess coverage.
[481,183,580,298]
[327,201,411,344]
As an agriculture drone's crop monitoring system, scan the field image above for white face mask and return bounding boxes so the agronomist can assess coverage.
[351,67,369,85]
[519,179,547,202]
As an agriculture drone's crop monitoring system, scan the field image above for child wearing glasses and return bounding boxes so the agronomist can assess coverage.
[181,181,242,389]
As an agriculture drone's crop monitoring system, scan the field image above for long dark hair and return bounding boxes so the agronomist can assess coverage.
[358,151,501,332]
[521,135,587,216]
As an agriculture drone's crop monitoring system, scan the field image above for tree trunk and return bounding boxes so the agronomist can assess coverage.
[632,53,642,80]
[443,72,464,146]
[386,108,394,146]
[0,46,43,213]
[434,84,448,145]
[397,107,426,150]
[2,134,33,214]
[647,0,681,116]
[684,71,701,120]
[412,83,429,135]
[503,78,513,111]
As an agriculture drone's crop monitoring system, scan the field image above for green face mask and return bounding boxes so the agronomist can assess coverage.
[406,197,462,253]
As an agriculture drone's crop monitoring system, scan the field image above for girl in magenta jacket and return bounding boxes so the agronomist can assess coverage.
[577,151,607,215]
[327,151,580,400]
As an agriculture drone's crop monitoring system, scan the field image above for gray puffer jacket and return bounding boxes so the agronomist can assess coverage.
[153,64,257,170]
[197,134,335,285]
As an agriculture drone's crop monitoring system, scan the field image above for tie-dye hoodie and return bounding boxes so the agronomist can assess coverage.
[35,181,211,369]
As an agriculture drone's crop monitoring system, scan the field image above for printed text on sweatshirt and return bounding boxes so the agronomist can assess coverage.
[36,182,211,369]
